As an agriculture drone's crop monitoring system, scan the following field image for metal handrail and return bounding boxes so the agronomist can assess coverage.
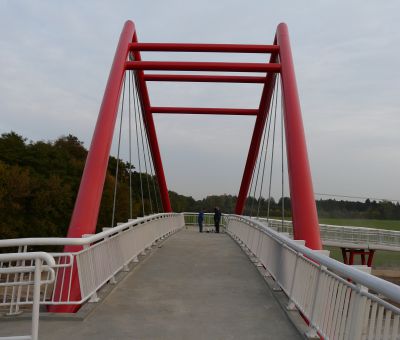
[226,215,400,338]
[0,214,183,306]
[0,213,177,248]
[232,215,400,303]
[0,214,184,339]
[0,252,56,340]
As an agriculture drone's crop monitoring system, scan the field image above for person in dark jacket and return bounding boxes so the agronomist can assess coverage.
[214,207,221,233]
[198,209,204,233]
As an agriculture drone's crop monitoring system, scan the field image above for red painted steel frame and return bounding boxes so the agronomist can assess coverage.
[49,21,137,313]
[341,248,375,267]
[129,42,279,53]
[151,107,258,115]
[144,74,267,83]
[125,61,281,73]
[276,23,322,250]
[131,32,172,212]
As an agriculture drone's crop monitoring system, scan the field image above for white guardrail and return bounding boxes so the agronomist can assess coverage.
[0,252,55,340]
[262,218,400,251]
[226,215,400,340]
[0,213,184,340]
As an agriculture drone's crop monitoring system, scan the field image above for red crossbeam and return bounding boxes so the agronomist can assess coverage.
[125,61,281,73]
[129,42,279,53]
[144,74,266,83]
[151,107,258,115]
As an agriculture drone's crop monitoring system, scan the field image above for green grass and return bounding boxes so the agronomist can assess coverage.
[318,218,400,231]
[271,216,400,231]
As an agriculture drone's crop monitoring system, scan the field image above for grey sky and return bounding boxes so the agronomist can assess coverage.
[0,0,399,201]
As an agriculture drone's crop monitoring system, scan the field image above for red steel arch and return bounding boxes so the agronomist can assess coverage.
[53,20,322,312]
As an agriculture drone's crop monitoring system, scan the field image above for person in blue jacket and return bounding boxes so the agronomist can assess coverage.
[214,207,221,233]
[198,209,204,233]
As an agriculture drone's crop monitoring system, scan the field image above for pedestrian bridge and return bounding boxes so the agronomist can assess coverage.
[1,19,400,340]
[1,214,400,339]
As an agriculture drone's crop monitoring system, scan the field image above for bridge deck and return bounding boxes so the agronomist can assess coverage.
[1,228,302,339]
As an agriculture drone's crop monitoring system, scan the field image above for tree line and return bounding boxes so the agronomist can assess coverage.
[0,132,159,239]
[1,132,399,240]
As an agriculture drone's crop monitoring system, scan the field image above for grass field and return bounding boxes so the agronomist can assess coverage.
[318,218,400,231]
[271,216,400,231]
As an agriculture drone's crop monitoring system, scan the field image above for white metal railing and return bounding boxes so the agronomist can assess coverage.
[226,215,400,340]
[257,218,400,251]
[0,213,183,314]
[0,252,56,340]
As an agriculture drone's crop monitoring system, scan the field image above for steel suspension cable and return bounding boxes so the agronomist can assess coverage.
[133,75,162,213]
[135,82,154,215]
[144,134,161,213]
[131,72,145,217]
[256,85,276,217]
[137,90,160,213]
[247,86,275,216]
[249,107,269,217]
[280,76,285,227]
[244,134,259,215]
[251,85,276,217]
[267,78,279,221]
[248,136,263,216]
[111,74,126,227]
[128,72,133,219]
[246,143,260,215]
[245,160,257,215]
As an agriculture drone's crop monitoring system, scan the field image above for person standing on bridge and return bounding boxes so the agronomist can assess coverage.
[214,207,221,233]
[198,209,204,233]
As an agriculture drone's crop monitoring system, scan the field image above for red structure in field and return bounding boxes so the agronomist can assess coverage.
[53,20,322,312]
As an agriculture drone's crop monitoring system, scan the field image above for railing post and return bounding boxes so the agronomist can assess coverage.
[346,284,368,340]
[286,247,302,310]
[305,265,324,338]
[8,245,22,316]
[82,235,100,303]
[31,258,42,340]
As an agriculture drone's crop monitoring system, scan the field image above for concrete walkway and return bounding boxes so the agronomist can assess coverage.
[1,229,302,339]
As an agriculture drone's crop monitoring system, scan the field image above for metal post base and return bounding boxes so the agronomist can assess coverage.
[304,327,319,339]
[89,293,100,303]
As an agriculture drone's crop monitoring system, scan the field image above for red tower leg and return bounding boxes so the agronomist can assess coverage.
[49,21,136,313]
[276,23,322,250]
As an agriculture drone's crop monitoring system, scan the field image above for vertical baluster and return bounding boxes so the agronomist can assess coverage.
[382,310,391,340]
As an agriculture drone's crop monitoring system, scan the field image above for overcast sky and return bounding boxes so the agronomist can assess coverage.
[0,0,399,201]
